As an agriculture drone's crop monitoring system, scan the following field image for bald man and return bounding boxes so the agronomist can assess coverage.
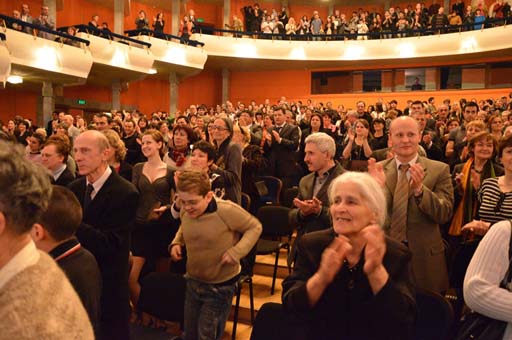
[69,130,138,340]
[370,116,454,293]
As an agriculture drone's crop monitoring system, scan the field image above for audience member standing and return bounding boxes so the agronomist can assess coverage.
[69,130,139,340]
[129,130,176,307]
[370,116,454,293]
[210,117,243,204]
[32,186,102,336]
[263,107,300,190]
[0,141,93,339]
[33,5,55,39]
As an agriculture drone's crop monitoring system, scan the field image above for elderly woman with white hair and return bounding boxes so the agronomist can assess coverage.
[282,171,416,340]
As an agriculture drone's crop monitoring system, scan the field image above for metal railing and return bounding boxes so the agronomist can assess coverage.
[0,14,90,46]
[193,17,510,41]
[57,24,151,48]
[124,28,205,47]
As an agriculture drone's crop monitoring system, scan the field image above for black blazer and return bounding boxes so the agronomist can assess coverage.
[282,228,416,340]
[68,169,139,339]
[264,123,300,177]
[54,167,75,187]
[50,238,102,337]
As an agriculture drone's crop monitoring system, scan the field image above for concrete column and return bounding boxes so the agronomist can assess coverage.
[223,0,231,35]
[43,0,57,26]
[222,68,230,103]
[381,70,393,92]
[328,3,335,16]
[352,71,363,93]
[384,0,391,11]
[171,0,180,36]
[112,80,121,111]
[425,67,438,90]
[114,0,124,35]
[169,72,179,118]
[444,0,450,12]
[41,81,54,127]
[394,69,406,91]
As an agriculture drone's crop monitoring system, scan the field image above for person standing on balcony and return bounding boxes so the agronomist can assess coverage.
[20,3,33,34]
[34,6,55,40]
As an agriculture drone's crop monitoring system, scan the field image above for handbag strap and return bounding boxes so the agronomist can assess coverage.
[499,220,512,288]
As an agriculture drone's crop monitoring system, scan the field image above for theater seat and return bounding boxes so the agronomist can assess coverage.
[414,288,454,340]
[138,272,186,328]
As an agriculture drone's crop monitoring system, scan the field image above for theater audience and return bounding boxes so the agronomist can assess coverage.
[282,171,416,339]
[210,117,243,204]
[464,218,512,338]
[449,132,503,241]
[0,141,93,339]
[369,116,454,293]
[102,129,133,181]
[41,135,75,186]
[25,131,45,165]
[169,171,261,340]
[32,186,102,336]
[164,125,196,171]
[129,129,176,307]
[232,123,266,211]
[289,132,345,266]
[69,130,139,340]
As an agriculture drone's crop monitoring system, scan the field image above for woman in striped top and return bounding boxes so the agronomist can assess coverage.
[463,134,512,235]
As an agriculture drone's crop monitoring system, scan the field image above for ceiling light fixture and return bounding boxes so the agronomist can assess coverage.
[7,75,23,84]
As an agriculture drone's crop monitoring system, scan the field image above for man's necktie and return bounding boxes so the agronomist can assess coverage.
[83,184,94,210]
[390,164,410,243]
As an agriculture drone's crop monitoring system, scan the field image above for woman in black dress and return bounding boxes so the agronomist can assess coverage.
[129,129,176,307]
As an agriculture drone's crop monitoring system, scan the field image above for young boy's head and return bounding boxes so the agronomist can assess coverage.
[31,186,82,251]
[177,171,213,218]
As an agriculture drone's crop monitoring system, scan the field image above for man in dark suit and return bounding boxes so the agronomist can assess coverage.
[69,130,139,340]
[289,132,345,265]
[263,106,300,190]
[369,116,454,293]
[41,136,75,187]
[32,186,102,336]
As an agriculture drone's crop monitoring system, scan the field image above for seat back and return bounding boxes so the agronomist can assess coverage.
[414,288,454,340]
[257,205,294,238]
[258,176,283,205]
[241,192,251,212]
[251,303,306,340]
[138,272,186,324]
[282,186,298,208]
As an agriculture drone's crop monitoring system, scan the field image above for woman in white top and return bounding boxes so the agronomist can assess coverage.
[464,219,512,339]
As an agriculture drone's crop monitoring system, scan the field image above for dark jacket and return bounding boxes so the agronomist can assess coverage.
[68,169,139,340]
[282,228,416,340]
[213,138,242,205]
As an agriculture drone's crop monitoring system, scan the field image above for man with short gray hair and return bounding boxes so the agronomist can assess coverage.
[0,141,93,339]
[289,132,345,266]
[69,130,138,340]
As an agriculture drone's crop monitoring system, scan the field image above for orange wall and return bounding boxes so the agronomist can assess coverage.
[0,87,39,123]
[121,77,170,115]
[57,0,113,28]
[230,69,310,104]
[63,84,112,103]
[178,70,222,110]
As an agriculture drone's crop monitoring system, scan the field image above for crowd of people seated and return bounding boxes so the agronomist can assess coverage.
[2,91,512,339]
[235,0,511,39]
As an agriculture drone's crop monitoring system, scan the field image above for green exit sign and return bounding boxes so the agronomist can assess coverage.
[77,99,87,105]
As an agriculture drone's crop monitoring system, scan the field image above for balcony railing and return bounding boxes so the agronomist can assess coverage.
[124,28,205,48]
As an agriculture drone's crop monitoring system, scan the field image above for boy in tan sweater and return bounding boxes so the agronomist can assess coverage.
[170,171,262,340]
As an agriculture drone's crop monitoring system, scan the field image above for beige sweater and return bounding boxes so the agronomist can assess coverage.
[0,252,94,339]
[172,198,262,283]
